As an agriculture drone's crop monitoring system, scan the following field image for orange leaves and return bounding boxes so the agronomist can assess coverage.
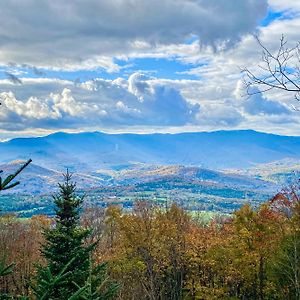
[2,192,299,299]
[0,214,50,295]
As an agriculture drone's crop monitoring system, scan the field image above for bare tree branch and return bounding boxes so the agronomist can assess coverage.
[243,35,300,101]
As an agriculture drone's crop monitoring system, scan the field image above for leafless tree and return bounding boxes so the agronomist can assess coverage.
[243,35,300,103]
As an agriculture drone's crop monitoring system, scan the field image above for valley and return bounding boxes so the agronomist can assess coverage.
[0,159,294,217]
[1,130,300,217]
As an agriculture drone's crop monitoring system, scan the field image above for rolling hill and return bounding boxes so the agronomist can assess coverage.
[0,160,279,216]
[0,160,104,194]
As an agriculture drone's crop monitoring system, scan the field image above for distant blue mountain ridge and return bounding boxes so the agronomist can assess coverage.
[1,130,300,171]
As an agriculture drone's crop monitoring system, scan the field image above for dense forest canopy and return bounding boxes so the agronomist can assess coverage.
[1,174,300,299]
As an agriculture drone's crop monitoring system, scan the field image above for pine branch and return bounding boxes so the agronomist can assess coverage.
[0,159,32,191]
[0,257,14,277]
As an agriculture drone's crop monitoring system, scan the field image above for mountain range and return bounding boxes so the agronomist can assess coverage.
[1,130,300,171]
[2,128,300,216]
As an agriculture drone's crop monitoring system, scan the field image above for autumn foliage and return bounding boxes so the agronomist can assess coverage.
[1,185,300,299]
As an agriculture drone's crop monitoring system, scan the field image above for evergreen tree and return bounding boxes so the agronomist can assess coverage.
[35,259,118,300]
[36,171,118,300]
[36,171,92,299]
[34,257,88,300]
[78,262,119,300]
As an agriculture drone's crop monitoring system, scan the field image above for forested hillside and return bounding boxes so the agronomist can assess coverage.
[1,163,300,299]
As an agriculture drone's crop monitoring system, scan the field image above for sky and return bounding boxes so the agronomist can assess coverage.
[1,0,300,139]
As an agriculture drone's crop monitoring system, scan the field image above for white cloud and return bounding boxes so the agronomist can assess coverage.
[160,11,300,118]
[0,74,200,131]
[0,0,267,70]
[268,0,300,14]
[2,0,300,137]
[234,81,290,115]
[0,71,298,136]
[196,104,244,127]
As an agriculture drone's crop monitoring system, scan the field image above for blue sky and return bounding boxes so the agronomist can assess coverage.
[0,0,300,139]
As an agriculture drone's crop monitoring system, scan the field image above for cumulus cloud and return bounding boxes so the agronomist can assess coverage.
[242,94,290,116]
[0,73,200,131]
[234,81,290,116]
[0,72,299,136]
[194,101,244,127]
[0,0,267,70]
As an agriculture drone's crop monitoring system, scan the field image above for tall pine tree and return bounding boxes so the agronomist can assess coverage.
[36,171,118,299]
[36,171,93,299]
